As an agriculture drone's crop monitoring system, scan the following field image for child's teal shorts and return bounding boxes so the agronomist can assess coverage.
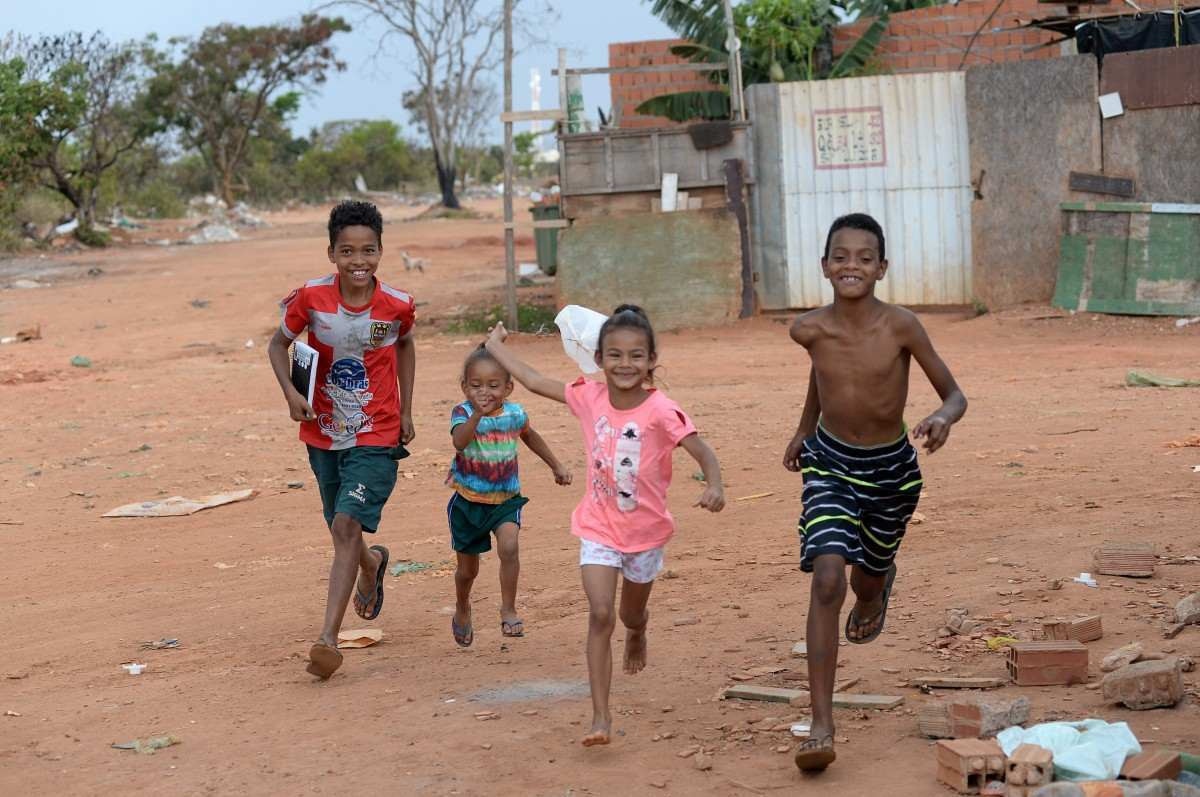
[306,445,399,533]
[447,492,529,555]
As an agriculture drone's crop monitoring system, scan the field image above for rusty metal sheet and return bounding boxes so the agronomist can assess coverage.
[1100,44,1200,110]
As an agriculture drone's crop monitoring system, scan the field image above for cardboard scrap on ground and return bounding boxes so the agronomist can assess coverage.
[337,629,383,649]
[1126,370,1200,388]
[103,489,256,518]
[112,735,181,754]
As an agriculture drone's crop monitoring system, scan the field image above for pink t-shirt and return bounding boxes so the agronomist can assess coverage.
[564,377,698,553]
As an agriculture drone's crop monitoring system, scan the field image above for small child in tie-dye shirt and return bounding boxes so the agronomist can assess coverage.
[446,345,572,647]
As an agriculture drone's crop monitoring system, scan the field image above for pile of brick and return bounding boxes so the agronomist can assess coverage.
[917,551,1200,794]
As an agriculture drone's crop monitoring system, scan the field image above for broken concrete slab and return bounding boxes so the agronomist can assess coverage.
[1101,658,1184,710]
[1175,593,1200,625]
[1102,642,1146,673]
[919,696,1031,739]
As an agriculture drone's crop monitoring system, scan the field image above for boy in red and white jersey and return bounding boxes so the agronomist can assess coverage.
[268,200,416,679]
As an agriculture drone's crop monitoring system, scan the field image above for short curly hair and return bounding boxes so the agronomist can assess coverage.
[328,200,383,247]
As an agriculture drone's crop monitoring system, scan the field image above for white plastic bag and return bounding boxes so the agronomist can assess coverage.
[997,719,1141,781]
[554,305,608,374]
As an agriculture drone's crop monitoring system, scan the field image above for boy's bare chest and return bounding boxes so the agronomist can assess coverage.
[811,333,907,383]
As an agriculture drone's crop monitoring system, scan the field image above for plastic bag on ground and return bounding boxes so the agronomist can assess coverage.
[997,719,1141,781]
[554,305,608,374]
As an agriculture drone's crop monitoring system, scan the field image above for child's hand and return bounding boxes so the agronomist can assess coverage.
[400,412,416,444]
[471,393,497,415]
[286,391,316,422]
[782,432,806,472]
[695,483,725,513]
[552,464,573,486]
[913,413,952,453]
[487,322,508,345]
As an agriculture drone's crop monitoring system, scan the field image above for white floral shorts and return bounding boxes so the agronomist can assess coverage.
[579,538,664,584]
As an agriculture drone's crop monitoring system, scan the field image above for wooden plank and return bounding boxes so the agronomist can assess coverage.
[499,109,564,123]
[552,63,728,76]
[1069,171,1136,198]
[723,158,755,319]
[561,186,727,219]
[723,684,902,710]
[531,219,569,229]
[604,136,614,190]
[723,685,806,704]
[914,676,1005,690]
[833,694,905,710]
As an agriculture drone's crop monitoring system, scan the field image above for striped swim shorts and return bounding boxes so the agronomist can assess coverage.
[798,424,922,576]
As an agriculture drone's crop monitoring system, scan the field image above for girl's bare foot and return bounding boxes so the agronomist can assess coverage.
[581,716,611,747]
[623,625,648,675]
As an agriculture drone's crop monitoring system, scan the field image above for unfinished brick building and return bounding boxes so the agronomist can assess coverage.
[608,39,717,129]
[832,0,1181,73]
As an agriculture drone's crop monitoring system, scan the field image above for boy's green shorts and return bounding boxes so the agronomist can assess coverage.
[447,492,529,555]
[306,445,399,533]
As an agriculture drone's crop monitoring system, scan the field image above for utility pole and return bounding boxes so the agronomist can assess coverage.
[502,0,518,329]
[722,0,745,121]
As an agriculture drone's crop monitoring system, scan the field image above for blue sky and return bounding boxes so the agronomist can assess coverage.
[5,1,675,143]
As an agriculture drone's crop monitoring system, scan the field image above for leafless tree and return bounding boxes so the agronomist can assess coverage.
[329,0,547,208]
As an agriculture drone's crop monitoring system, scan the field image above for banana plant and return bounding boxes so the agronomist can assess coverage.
[638,0,894,122]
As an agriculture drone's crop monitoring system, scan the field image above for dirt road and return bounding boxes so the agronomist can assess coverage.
[1,202,1197,795]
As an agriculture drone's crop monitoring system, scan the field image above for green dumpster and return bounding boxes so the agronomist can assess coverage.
[531,204,561,276]
[1053,201,1200,315]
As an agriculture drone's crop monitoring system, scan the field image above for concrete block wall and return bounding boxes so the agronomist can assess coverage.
[832,0,1178,74]
[557,208,743,331]
[608,39,718,128]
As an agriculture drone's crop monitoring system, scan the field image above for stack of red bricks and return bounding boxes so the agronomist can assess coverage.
[608,39,718,129]
[831,0,1180,74]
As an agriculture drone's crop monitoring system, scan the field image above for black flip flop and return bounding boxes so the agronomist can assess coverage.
[845,562,896,645]
[354,545,389,621]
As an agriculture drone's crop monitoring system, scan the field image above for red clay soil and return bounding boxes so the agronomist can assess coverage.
[1,201,1198,795]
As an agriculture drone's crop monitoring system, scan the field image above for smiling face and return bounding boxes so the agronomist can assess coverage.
[821,227,888,299]
[462,357,513,414]
[596,326,656,392]
[328,224,382,296]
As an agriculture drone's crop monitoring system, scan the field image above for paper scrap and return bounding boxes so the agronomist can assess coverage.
[337,629,383,649]
[103,489,257,518]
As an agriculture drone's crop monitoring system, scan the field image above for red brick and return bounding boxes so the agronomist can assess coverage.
[1006,744,1053,797]
[1006,641,1088,686]
[936,739,1007,794]
[1120,750,1182,781]
[1042,615,1103,643]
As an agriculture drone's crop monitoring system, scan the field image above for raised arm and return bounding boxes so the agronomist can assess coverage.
[901,312,967,453]
[484,323,567,404]
[395,330,416,443]
[679,433,725,512]
[520,424,572,485]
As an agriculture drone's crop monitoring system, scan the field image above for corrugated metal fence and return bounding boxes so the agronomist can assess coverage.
[748,73,973,309]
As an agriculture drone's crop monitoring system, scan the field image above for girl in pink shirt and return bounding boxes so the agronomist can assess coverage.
[486,305,724,747]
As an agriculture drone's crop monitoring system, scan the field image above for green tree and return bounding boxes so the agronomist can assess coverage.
[639,0,895,122]
[513,131,536,178]
[0,60,53,190]
[147,15,349,208]
[296,119,426,199]
[8,34,159,242]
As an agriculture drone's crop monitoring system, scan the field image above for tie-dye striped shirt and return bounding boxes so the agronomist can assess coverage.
[447,401,528,504]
